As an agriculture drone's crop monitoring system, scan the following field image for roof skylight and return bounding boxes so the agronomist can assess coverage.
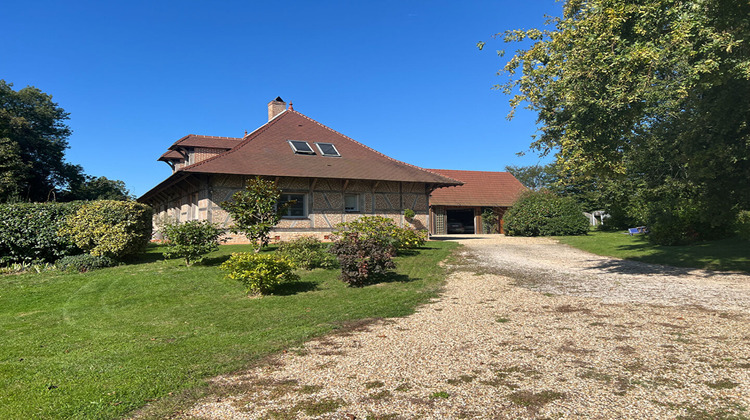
[315,142,340,157]
[288,140,315,155]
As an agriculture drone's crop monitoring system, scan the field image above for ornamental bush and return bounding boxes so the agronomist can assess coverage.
[333,216,426,252]
[276,236,338,270]
[328,233,396,286]
[504,191,589,237]
[161,220,225,266]
[58,200,152,259]
[220,252,299,295]
[55,254,116,273]
[0,202,83,264]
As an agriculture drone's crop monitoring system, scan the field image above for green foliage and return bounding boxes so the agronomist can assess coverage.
[332,216,426,252]
[0,261,55,275]
[55,254,116,273]
[505,164,555,191]
[0,201,82,264]
[221,177,289,253]
[220,252,299,295]
[58,200,152,259]
[161,220,225,266]
[735,211,750,240]
[67,175,133,201]
[488,0,750,244]
[504,191,589,237]
[276,236,338,270]
[403,208,416,219]
[481,209,500,234]
[328,233,396,286]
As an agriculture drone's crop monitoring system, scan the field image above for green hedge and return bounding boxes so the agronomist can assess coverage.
[59,200,153,259]
[504,191,589,237]
[0,202,83,264]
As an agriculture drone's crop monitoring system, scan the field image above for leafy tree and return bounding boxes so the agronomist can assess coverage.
[504,164,555,191]
[0,80,81,202]
[485,0,750,243]
[0,80,132,203]
[221,177,290,252]
[66,176,133,201]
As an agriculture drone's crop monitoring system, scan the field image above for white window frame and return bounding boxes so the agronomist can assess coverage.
[344,193,360,213]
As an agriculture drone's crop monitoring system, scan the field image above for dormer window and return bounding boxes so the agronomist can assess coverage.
[288,140,315,155]
[315,142,340,157]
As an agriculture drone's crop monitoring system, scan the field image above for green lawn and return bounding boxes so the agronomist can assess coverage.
[556,231,750,272]
[0,241,457,420]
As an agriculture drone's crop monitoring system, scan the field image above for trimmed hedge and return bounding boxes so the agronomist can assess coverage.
[0,202,83,264]
[504,191,589,237]
[56,254,116,273]
[58,200,153,259]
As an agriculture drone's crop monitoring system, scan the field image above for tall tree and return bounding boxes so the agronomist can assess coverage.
[0,80,82,202]
[486,0,750,244]
[504,163,555,191]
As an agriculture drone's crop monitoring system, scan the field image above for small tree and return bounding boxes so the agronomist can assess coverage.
[161,220,225,266]
[221,177,290,253]
[481,209,500,234]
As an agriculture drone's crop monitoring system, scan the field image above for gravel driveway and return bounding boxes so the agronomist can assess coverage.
[180,235,750,419]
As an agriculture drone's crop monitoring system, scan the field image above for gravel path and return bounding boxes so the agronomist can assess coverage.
[180,235,750,419]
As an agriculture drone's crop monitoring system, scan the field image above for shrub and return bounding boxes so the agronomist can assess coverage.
[220,252,299,295]
[504,191,589,236]
[161,220,225,266]
[481,209,500,234]
[328,233,396,286]
[58,200,152,259]
[403,208,416,219]
[0,262,56,275]
[735,210,750,240]
[55,254,116,273]
[333,216,426,252]
[276,236,338,270]
[0,202,83,265]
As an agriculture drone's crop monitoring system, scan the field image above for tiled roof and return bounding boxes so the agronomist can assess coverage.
[177,110,461,185]
[168,134,242,150]
[427,169,526,207]
[158,150,184,162]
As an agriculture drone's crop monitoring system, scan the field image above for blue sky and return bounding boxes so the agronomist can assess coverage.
[3,0,562,197]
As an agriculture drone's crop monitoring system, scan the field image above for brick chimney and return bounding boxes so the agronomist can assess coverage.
[268,96,286,121]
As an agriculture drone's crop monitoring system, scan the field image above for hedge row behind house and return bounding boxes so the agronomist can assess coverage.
[0,200,153,265]
[0,202,84,264]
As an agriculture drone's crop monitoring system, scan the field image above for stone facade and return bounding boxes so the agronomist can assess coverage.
[149,174,430,243]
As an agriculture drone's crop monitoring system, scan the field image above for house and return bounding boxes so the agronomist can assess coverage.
[426,169,526,234]
[138,98,462,242]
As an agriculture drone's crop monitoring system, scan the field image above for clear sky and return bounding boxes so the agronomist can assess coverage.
[2,0,562,197]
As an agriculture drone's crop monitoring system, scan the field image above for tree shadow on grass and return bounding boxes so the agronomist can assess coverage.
[585,253,749,278]
[271,281,318,296]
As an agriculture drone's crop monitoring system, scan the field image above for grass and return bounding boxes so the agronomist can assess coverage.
[555,231,750,272]
[0,241,457,419]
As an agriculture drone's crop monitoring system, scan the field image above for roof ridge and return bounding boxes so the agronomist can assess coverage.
[177,110,288,172]
[427,168,513,175]
[290,110,462,185]
[189,134,243,140]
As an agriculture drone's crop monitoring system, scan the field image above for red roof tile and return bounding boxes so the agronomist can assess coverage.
[427,169,526,207]
[178,110,461,185]
[158,150,184,162]
[168,134,243,150]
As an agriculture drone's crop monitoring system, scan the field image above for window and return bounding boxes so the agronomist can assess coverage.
[315,142,340,157]
[288,140,315,154]
[344,193,359,212]
[279,193,306,217]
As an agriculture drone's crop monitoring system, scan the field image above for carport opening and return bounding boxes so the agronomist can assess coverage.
[446,209,475,234]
